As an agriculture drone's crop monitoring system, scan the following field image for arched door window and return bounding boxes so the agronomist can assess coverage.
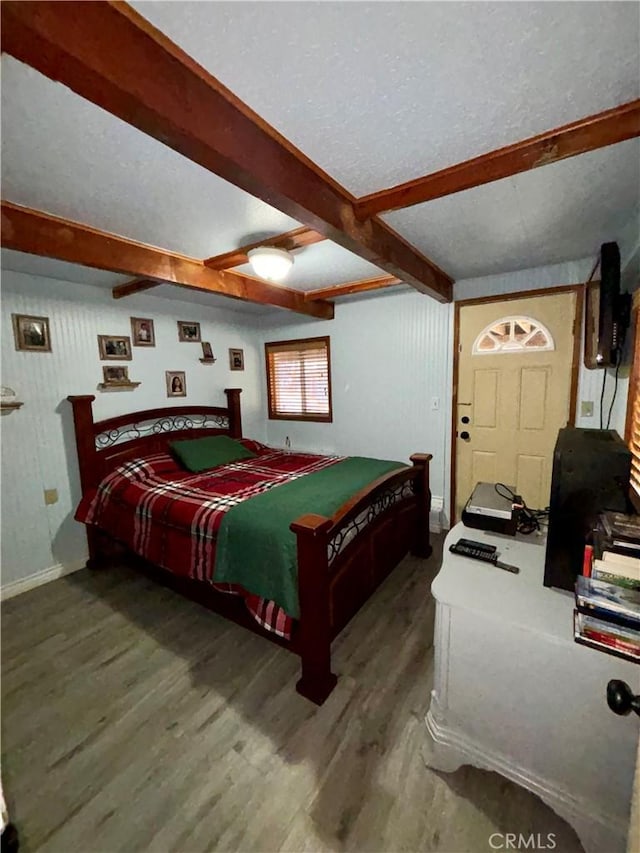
[472,316,554,355]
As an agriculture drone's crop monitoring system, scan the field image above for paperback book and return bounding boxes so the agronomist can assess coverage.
[592,569,640,591]
[575,575,640,629]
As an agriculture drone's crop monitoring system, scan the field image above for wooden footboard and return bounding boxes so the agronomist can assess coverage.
[291,453,432,704]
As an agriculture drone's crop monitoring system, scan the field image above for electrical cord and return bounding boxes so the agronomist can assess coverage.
[600,300,629,430]
[600,367,607,430]
[494,482,549,535]
[606,349,622,430]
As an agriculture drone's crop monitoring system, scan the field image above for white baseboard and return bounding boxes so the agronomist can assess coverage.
[1,558,87,601]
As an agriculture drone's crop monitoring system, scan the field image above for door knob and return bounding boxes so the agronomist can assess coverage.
[607,680,640,717]
[459,431,470,441]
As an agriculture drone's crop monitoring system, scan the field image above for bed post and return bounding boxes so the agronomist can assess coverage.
[410,453,433,558]
[290,513,338,705]
[225,388,242,438]
[67,395,98,493]
[67,395,105,569]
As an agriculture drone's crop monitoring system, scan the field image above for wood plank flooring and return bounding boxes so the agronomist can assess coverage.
[1,536,583,853]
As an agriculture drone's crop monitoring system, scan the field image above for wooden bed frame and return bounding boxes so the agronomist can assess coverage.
[68,389,432,704]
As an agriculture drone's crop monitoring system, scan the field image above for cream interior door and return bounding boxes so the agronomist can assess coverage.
[454,291,578,520]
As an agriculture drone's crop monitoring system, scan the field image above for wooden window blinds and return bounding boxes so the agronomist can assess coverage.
[265,336,332,422]
[625,293,640,506]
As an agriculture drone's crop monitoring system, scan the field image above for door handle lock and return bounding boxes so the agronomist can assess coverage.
[459,431,471,441]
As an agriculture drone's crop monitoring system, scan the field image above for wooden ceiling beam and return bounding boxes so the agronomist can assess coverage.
[0,1,451,303]
[304,275,402,301]
[205,227,324,270]
[0,202,334,319]
[112,278,163,299]
[356,99,640,218]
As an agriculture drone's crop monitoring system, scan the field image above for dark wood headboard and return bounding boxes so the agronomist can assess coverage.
[67,388,242,494]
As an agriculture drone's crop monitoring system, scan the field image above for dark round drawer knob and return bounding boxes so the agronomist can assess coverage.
[607,680,640,717]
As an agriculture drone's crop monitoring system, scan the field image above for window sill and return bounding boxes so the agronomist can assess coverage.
[268,413,332,423]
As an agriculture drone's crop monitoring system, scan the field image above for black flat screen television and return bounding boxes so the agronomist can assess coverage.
[585,242,631,369]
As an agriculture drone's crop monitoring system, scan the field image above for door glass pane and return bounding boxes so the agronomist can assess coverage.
[472,316,554,355]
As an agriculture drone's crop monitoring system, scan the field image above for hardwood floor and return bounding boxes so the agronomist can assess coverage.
[1,536,583,853]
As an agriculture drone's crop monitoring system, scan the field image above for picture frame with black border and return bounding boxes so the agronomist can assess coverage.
[177,321,201,342]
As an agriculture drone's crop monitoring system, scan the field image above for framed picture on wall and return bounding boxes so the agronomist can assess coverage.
[98,335,132,360]
[12,314,51,352]
[229,348,244,371]
[177,321,201,342]
[102,365,130,385]
[131,317,155,347]
[166,370,187,398]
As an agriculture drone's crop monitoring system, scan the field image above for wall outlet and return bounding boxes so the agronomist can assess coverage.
[44,488,58,506]
[580,401,594,418]
[285,436,291,449]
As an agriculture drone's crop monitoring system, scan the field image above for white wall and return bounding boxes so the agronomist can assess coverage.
[3,245,638,591]
[258,289,453,521]
[1,271,265,591]
[259,254,639,528]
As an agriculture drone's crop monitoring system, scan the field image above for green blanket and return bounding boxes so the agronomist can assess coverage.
[214,456,405,617]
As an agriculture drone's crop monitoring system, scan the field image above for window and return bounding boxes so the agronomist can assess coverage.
[472,316,554,355]
[625,294,640,507]
[265,336,332,422]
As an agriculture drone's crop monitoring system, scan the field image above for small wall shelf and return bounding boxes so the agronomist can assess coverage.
[0,401,24,414]
[199,358,217,365]
[98,382,141,392]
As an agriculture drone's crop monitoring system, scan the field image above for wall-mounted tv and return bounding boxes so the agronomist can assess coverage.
[584,241,631,369]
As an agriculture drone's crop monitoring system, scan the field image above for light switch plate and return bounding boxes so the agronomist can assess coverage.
[580,401,594,418]
[44,488,58,506]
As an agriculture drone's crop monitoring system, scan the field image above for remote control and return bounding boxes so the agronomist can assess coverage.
[450,541,498,562]
[457,538,497,555]
[449,540,519,574]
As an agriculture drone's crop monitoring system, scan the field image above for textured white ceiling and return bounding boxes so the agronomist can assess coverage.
[1,3,638,298]
[383,139,640,279]
[0,56,301,258]
[1,55,383,289]
[132,1,640,195]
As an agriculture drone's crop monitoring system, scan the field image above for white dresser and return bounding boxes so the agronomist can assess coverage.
[424,523,639,853]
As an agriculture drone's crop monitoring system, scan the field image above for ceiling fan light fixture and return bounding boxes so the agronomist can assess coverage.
[247,246,294,282]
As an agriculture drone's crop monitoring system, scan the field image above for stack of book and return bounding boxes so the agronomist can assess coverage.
[574,513,640,662]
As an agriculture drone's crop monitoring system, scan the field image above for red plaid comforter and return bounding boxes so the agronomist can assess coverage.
[76,440,342,640]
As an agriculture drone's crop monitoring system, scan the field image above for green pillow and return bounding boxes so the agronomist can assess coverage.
[170,435,256,473]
